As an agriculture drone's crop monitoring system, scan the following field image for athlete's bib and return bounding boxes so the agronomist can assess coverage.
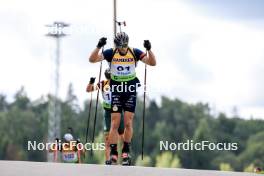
[110,48,137,82]
[62,151,78,163]
[101,80,111,109]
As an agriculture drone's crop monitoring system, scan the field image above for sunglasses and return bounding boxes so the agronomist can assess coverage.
[116,43,128,48]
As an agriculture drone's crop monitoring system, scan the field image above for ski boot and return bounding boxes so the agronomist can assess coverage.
[110,154,118,165]
[121,152,131,166]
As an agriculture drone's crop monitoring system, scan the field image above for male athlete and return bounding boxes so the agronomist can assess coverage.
[89,32,156,165]
[86,69,124,165]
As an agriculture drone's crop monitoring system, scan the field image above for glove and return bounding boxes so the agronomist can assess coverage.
[89,77,96,84]
[144,40,151,51]
[97,37,107,48]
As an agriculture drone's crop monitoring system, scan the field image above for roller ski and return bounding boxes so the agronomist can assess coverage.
[121,152,131,166]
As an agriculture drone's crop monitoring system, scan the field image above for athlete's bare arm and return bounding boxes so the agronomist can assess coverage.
[86,84,94,92]
[141,50,156,66]
[89,48,103,63]
[86,83,99,92]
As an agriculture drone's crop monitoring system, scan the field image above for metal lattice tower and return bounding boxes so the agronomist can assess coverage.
[46,22,69,162]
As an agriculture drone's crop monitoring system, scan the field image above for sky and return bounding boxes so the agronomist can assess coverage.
[0,0,264,119]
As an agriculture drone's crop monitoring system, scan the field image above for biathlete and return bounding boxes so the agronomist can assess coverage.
[49,132,84,163]
[89,32,156,165]
[86,68,125,165]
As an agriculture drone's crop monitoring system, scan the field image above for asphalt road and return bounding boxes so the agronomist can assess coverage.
[0,161,260,176]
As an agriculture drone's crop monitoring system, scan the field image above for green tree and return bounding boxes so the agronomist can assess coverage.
[219,163,234,171]
[189,118,217,169]
[135,155,152,167]
[0,94,8,111]
[12,86,30,110]
[238,131,264,169]
[243,164,254,173]
[155,152,181,168]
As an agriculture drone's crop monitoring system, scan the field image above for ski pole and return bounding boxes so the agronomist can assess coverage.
[91,47,104,156]
[141,50,148,160]
[85,92,93,143]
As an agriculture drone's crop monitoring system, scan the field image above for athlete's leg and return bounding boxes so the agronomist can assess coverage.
[121,85,137,165]
[123,111,134,143]
[109,112,121,164]
[117,112,125,156]
[120,111,134,165]
[109,112,121,145]
[109,79,123,163]
[104,133,110,161]
[123,91,137,147]
[118,111,125,139]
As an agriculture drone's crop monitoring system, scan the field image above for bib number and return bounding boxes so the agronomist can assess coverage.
[62,152,78,162]
[106,93,110,100]
[117,66,130,71]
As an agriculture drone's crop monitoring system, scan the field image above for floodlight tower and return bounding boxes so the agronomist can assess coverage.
[45,21,69,162]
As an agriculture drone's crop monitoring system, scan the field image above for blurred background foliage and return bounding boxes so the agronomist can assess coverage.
[0,85,263,173]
